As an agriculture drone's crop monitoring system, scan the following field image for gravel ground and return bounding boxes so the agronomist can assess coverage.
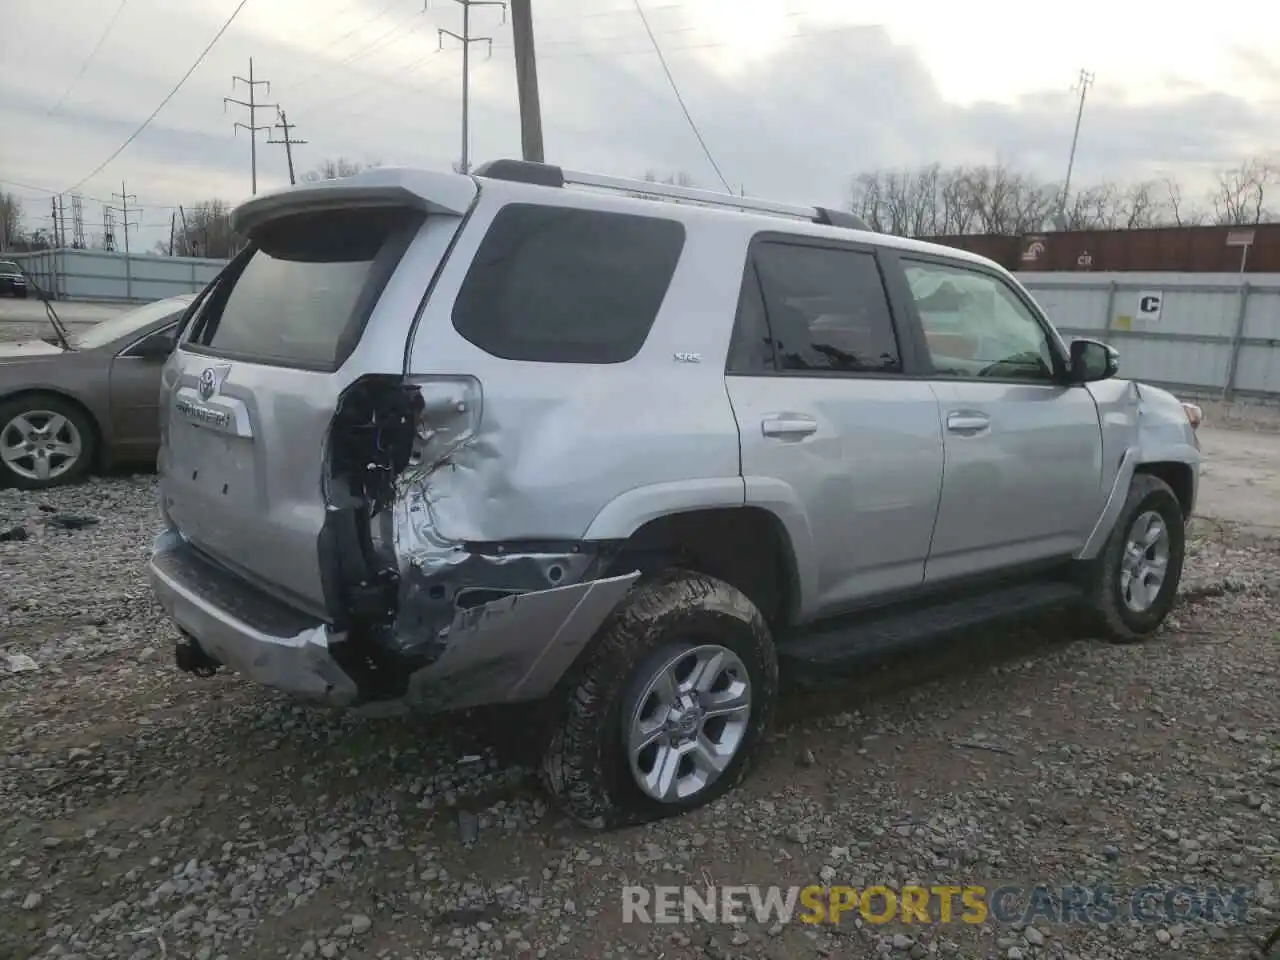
[1,477,1279,960]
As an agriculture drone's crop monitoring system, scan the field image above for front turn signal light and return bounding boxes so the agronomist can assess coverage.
[1182,402,1203,430]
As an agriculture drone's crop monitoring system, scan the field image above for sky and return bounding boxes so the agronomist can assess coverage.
[2,0,1279,252]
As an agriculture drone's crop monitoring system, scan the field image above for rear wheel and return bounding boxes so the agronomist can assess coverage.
[1081,473,1186,642]
[0,395,95,489]
[540,570,778,829]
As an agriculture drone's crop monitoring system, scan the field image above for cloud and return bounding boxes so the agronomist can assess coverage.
[2,0,1277,251]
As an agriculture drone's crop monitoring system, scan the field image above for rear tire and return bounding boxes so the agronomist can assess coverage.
[540,570,778,829]
[1081,473,1186,643]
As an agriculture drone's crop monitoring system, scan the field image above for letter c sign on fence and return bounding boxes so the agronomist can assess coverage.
[1137,291,1163,323]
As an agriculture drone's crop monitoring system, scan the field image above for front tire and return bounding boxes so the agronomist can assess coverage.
[540,570,778,829]
[0,395,96,490]
[1082,473,1186,643]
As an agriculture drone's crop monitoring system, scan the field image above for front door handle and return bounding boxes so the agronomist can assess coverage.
[946,411,991,435]
[762,415,818,438]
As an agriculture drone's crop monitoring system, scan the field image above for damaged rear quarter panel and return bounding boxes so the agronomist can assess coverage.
[349,191,749,708]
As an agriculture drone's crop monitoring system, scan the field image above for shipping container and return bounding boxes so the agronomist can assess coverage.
[919,223,1280,274]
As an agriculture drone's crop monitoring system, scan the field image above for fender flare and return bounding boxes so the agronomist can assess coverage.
[1077,442,1200,561]
[581,475,818,623]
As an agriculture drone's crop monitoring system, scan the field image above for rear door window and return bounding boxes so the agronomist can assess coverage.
[749,240,902,374]
[451,203,685,363]
[187,207,422,371]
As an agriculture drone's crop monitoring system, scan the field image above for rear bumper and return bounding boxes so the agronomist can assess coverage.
[148,529,359,703]
[147,528,638,713]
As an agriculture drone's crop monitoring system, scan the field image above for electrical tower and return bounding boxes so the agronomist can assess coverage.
[70,194,86,249]
[1057,68,1095,228]
[45,196,74,248]
[437,0,507,174]
[224,57,278,195]
[49,197,62,249]
[109,182,138,257]
[267,108,308,185]
[103,206,116,252]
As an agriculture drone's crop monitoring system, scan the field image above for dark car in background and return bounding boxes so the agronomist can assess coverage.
[0,261,27,298]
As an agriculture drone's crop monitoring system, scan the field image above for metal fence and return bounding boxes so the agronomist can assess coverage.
[9,249,228,303]
[1022,272,1280,400]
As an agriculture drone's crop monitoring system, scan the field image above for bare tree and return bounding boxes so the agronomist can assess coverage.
[1163,177,1206,227]
[0,191,21,249]
[1209,158,1277,225]
[174,200,236,258]
[642,170,696,187]
[302,157,383,182]
[847,158,1280,236]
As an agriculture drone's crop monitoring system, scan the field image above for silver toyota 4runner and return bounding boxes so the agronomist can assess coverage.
[149,159,1202,828]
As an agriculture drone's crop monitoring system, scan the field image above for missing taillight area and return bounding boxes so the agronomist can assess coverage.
[320,373,622,706]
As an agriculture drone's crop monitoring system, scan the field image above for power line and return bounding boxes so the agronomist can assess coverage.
[291,12,436,113]
[0,178,180,212]
[63,0,255,195]
[276,0,406,93]
[630,0,730,192]
[49,0,130,113]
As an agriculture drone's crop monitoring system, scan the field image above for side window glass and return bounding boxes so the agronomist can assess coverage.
[751,242,901,374]
[725,263,775,374]
[903,260,1056,381]
[452,204,685,364]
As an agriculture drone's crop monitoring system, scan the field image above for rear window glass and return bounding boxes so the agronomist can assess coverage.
[451,203,685,363]
[190,207,420,370]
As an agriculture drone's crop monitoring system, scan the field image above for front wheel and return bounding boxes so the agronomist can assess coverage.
[0,395,96,489]
[1081,473,1186,643]
[540,571,778,829]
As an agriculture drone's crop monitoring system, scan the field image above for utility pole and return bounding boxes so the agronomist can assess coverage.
[178,205,190,257]
[437,0,507,174]
[1057,68,1095,229]
[169,212,176,256]
[224,57,278,195]
[110,182,139,298]
[509,0,543,163]
[268,108,308,185]
[47,196,71,249]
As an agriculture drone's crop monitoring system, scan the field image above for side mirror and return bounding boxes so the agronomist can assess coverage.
[1069,338,1119,383]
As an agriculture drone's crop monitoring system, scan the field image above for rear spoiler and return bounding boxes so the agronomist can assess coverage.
[231,168,478,236]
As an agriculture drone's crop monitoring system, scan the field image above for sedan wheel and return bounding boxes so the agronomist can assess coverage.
[0,398,95,489]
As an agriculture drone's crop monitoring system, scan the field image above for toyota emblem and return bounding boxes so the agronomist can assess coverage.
[197,367,218,401]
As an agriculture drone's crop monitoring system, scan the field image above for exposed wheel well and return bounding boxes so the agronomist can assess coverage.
[608,507,798,629]
[0,389,104,464]
[1135,461,1194,519]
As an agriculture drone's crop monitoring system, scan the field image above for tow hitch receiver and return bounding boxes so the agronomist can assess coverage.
[175,636,221,677]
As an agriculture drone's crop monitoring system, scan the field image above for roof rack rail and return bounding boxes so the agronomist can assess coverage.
[471,158,872,233]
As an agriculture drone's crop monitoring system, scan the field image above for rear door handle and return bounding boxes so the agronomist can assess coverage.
[762,415,818,438]
[946,411,991,435]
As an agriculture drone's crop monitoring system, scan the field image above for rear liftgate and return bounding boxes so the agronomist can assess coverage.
[321,374,639,713]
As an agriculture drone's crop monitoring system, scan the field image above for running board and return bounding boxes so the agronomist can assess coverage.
[779,581,1084,665]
